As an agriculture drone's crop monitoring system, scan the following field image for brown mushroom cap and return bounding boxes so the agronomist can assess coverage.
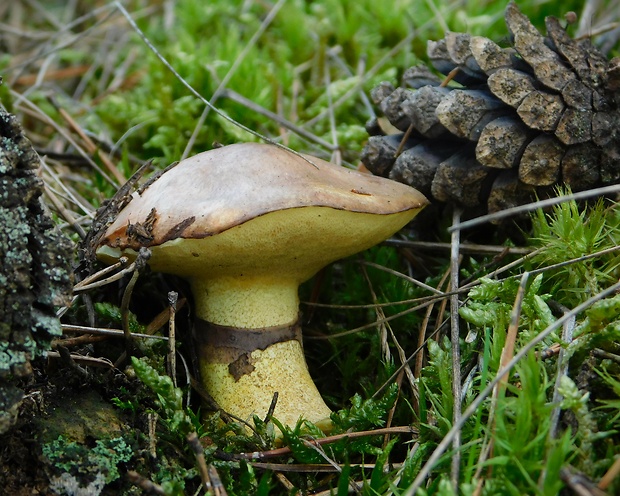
[98,142,428,253]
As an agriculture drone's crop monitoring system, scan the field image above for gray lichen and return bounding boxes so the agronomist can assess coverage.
[0,104,73,433]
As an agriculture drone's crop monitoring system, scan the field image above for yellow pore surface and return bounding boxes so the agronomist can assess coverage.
[98,205,420,327]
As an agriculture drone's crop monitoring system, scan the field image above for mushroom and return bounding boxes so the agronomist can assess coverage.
[96,143,428,431]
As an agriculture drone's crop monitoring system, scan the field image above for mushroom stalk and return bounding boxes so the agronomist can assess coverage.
[191,276,332,429]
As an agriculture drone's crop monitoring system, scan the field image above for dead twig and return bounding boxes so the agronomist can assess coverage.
[126,470,165,495]
[187,432,211,494]
[166,291,178,387]
[47,350,114,369]
[449,207,463,488]
[449,184,620,232]
[229,426,416,461]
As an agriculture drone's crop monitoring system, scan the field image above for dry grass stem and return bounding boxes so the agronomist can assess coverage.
[449,207,463,488]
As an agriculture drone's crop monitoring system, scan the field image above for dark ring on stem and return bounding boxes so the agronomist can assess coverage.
[193,318,303,381]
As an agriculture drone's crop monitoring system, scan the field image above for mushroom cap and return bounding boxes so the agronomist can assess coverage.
[96,143,428,280]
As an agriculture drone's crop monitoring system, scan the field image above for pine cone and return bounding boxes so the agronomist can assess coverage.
[362,2,620,219]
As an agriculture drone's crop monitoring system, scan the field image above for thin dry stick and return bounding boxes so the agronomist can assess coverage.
[538,302,576,490]
[598,454,620,491]
[395,123,415,157]
[6,3,119,83]
[220,89,338,150]
[47,351,114,369]
[77,29,135,101]
[148,412,157,458]
[263,392,279,424]
[42,173,94,222]
[146,298,186,334]
[274,472,298,494]
[561,466,607,496]
[252,461,402,473]
[384,328,416,449]
[449,184,620,232]
[310,296,447,340]
[548,303,575,439]
[189,376,267,441]
[167,291,178,388]
[373,241,586,401]
[302,438,343,475]
[126,471,165,495]
[524,245,620,281]
[323,57,341,166]
[50,97,126,184]
[327,46,375,117]
[43,183,87,239]
[72,260,137,292]
[414,267,451,383]
[385,239,533,256]
[363,261,446,295]
[39,152,95,218]
[275,84,286,144]
[11,90,118,186]
[460,244,620,296]
[52,334,108,348]
[373,313,451,399]
[304,290,451,310]
[61,324,168,341]
[115,249,151,367]
[187,432,211,494]
[207,465,228,496]
[403,278,620,495]
[301,439,362,496]
[360,263,391,363]
[386,443,420,494]
[440,67,461,87]
[360,264,405,449]
[460,246,544,290]
[73,257,129,289]
[303,31,415,128]
[175,351,192,407]
[120,270,140,348]
[450,207,463,489]
[232,426,416,461]
[498,272,529,386]
[399,271,451,422]
[389,327,417,400]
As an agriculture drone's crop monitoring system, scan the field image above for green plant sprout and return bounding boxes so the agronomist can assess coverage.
[529,192,620,307]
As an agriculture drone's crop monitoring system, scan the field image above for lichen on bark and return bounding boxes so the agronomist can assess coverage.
[0,103,73,433]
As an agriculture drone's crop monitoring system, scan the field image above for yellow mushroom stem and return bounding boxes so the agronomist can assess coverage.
[193,318,331,430]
